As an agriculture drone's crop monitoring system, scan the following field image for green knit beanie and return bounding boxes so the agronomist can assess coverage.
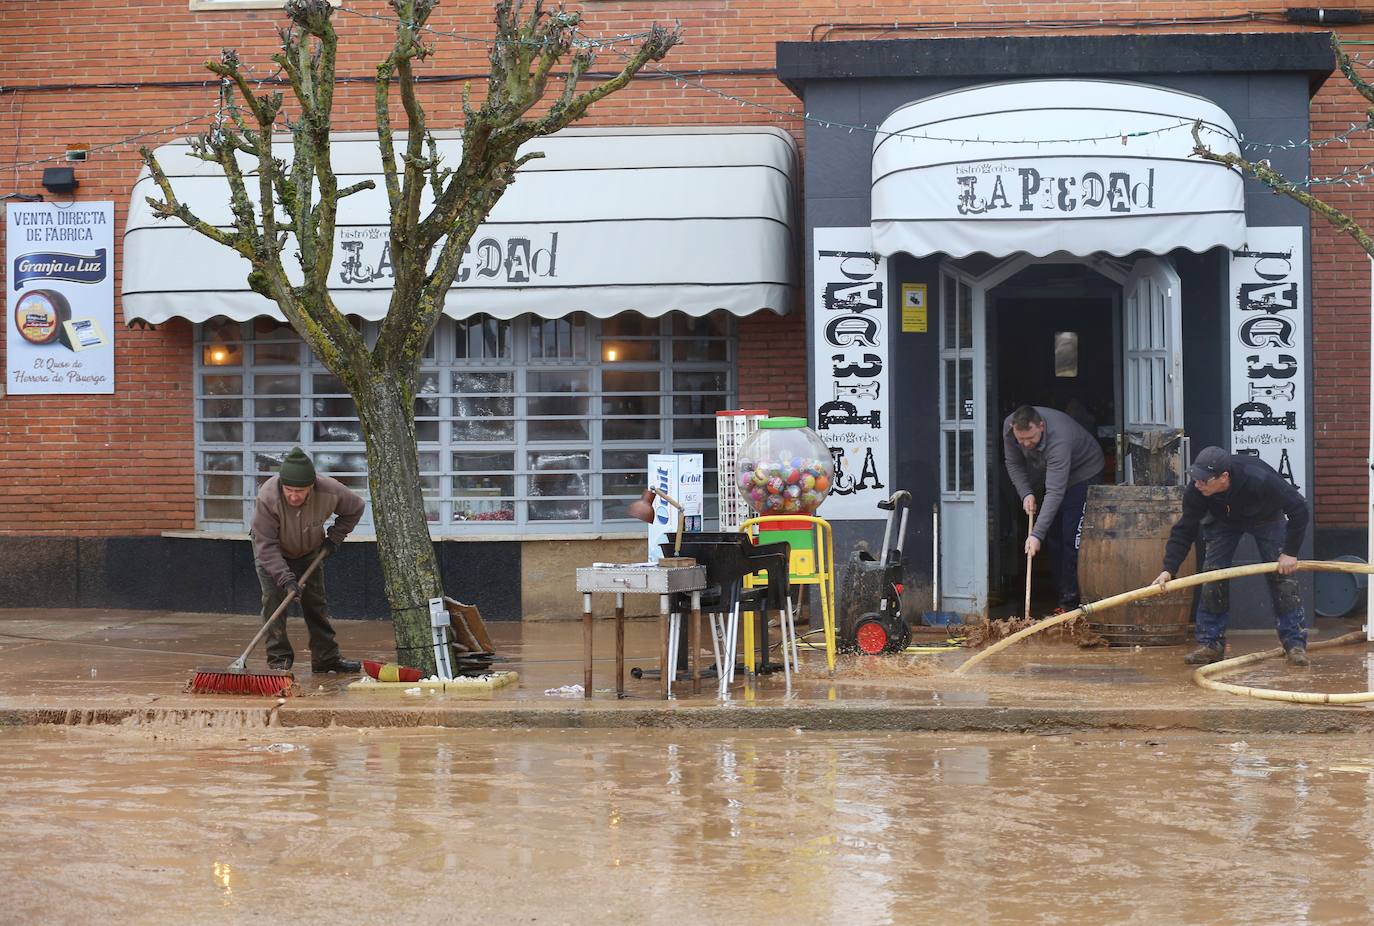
[278,447,316,487]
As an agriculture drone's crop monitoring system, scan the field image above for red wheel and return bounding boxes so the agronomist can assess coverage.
[854,617,889,655]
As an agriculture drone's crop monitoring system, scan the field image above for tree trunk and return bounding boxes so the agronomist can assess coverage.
[355,374,442,675]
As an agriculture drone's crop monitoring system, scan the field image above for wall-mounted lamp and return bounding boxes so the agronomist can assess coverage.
[42,167,78,195]
[627,487,694,566]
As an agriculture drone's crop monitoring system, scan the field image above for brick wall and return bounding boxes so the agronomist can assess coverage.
[2,0,1372,534]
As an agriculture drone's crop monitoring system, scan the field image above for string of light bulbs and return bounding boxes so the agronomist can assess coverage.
[6,12,1374,177]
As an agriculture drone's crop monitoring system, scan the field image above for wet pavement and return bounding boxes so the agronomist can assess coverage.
[4,724,1374,925]
[1,607,1372,732]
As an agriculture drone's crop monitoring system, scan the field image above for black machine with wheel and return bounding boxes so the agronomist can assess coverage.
[837,491,913,655]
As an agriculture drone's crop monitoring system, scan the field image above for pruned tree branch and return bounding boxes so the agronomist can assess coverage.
[1192,120,1374,258]
[139,0,679,674]
[1333,32,1374,114]
[139,146,238,251]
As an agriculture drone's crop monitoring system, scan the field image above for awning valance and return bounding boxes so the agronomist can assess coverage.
[870,80,1246,259]
[123,126,797,325]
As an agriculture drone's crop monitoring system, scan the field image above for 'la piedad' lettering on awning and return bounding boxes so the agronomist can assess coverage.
[336,229,559,287]
[956,164,1156,217]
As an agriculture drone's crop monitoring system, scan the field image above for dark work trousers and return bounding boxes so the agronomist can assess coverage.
[254,552,340,668]
[1194,518,1305,651]
[1043,477,1097,609]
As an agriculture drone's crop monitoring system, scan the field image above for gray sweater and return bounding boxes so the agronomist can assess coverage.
[1002,406,1105,541]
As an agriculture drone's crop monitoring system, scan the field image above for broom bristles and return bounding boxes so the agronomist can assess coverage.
[188,667,295,697]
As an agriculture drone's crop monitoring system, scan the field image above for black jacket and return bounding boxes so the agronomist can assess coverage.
[1161,454,1309,575]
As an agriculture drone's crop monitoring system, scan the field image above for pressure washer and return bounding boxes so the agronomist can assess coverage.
[837,490,913,655]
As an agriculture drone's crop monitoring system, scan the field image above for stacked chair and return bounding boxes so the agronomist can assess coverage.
[663,534,794,696]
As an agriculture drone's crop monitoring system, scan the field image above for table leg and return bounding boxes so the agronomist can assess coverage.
[615,592,626,698]
[660,593,671,699]
[690,591,702,695]
[582,592,594,698]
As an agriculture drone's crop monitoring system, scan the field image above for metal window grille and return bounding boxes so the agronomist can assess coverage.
[194,312,735,533]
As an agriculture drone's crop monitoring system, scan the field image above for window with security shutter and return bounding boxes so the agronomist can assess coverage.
[194,312,735,533]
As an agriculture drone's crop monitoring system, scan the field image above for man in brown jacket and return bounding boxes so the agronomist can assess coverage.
[251,447,366,673]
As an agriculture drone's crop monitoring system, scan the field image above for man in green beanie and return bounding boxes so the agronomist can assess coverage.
[250,447,366,673]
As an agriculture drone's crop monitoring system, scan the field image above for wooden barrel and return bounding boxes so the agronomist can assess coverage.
[1079,485,1196,646]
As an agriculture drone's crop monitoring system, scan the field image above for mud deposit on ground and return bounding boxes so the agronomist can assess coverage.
[3,726,1374,924]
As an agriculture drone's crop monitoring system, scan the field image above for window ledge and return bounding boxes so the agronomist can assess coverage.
[161,529,647,543]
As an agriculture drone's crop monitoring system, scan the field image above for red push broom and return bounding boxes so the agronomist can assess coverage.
[188,548,327,696]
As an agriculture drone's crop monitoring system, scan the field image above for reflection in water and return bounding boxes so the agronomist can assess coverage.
[212,861,233,900]
[2,728,1374,925]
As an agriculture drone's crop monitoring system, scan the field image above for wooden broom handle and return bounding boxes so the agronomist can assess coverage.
[1023,508,1034,620]
[227,547,330,670]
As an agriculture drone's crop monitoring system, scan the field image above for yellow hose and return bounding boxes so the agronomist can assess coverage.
[953,560,1373,689]
[1192,630,1371,703]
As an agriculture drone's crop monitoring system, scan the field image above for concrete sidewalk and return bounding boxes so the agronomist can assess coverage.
[1,607,1372,733]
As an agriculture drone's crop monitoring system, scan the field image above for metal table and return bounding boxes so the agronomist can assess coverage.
[576,564,707,699]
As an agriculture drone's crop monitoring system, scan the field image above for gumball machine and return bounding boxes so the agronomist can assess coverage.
[735,417,834,517]
[734,416,839,673]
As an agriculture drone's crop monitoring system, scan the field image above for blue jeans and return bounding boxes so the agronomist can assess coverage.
[1194,518,1305,651]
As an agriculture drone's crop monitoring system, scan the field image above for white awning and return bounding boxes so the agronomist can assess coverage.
[123,126,796,324]
[871,80,1247,259]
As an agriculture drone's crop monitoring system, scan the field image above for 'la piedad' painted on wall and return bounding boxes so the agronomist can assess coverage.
[1228,226,1305,492]
[811,228,890,520]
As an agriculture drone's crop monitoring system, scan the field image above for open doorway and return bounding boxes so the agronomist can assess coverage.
[986,263,1122,618]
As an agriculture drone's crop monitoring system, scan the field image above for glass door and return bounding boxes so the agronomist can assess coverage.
[938,269,988,616]
[1122,256,1184,482]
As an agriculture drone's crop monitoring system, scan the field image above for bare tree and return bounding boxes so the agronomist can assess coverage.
[1192,34,1374,255]
[141,0,679,673]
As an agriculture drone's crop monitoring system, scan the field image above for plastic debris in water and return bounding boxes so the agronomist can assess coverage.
[544,684,585,698]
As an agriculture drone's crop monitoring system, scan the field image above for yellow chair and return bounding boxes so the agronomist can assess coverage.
[740,515,836,674]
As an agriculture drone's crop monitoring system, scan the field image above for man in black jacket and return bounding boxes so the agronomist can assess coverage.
[1151,446,1309,667]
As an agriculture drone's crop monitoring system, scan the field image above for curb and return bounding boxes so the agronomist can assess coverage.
[6,703,1374,735]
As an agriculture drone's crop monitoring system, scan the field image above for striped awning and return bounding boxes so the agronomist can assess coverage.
[871,79,1247,259]
[123,126,797,324]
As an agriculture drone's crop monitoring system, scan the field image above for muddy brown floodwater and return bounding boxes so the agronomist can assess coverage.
[3,724,1374,925]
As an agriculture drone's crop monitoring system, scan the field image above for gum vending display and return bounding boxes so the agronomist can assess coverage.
[736,416,834,516]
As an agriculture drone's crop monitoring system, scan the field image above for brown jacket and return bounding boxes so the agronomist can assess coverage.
[251,474,366,588]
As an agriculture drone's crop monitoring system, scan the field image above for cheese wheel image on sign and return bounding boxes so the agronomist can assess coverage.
[14,289,72,346]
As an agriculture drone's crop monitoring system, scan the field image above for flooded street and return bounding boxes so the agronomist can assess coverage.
[3,726,1374,924]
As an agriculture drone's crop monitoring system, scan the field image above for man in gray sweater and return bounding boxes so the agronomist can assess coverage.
[251,447,366,673]
[1002,405,1104,612]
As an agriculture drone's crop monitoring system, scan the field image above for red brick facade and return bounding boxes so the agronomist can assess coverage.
[1,0,1371,535]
